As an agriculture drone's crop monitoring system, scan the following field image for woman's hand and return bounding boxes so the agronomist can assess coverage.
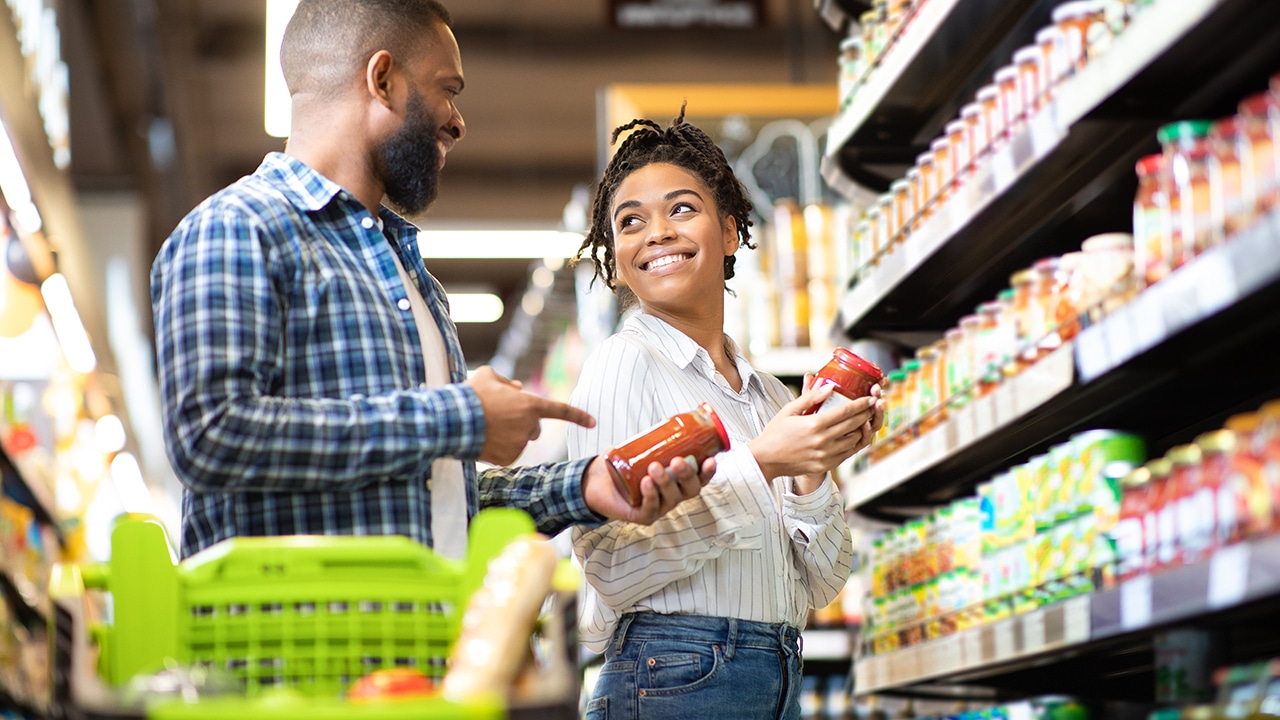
[748,374,881,492]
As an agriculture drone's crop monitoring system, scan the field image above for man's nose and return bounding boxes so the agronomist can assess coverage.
[448,108,465,141]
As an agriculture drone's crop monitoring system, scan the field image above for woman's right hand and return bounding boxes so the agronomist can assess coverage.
[747,376,879,483]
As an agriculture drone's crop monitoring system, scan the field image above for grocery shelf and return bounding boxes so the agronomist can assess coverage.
[0,570,45,631]
[835,0,1280,338]
[845,213,1280,518]
[0,445,64,546]
[822,0,1040,195]
[855,534,1280,697]
[802,628,854,662]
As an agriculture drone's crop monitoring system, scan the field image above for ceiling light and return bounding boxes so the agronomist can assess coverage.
[264,0,299,138]
[521,292,544,317]
[418,229,585,259]
[530,266,554,290]
[110,451,153,514]
[448,292,504,323]
[40,273,97,373]
[94,414,127,454]
[0,120,41,232]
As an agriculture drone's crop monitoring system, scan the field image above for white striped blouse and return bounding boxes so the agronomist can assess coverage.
[568,313,854,653]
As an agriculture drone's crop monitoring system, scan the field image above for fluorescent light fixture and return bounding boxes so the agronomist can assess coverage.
[0,120,41,232]
[264,0,299,138]
[94,414,127,454]
[448,292,504,323]
[40,273,97,373]
[418,229,585,259]
[110,451,153,514]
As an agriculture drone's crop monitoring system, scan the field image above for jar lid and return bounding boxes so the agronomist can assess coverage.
[1052,1,1103,21]
[1013,46,1040,64]
[959,313,981,327]
[1146,457,1173,478]
[916,151,935,166]
[945,119,968,135]
[1224,412,1260,434]
[699,402,732,451]
[1167,443,1202,466]
[1032,256,1060,271]
[1011,268,1036,285]
[1135,153,1165,176]
[907,168,922,180]
[832,347,885,382]
[978,300,1002,314]
[931,137,951,151]
[997,288,1015,301]
[877,194,894,209]
[976,84,1000,101]
[994,65,1019,82]
[1238,91,1274,117]
[887,369,907,383]
[1035,26,1066,43]
[903,359,921,372]
[945,327,965,339]
[916,345,937,360]
[840,36,864,51]
[960,102,983,119]
[1120,466,1151,489]
[1210,116,1243,138]
[1195,429,1237,454]
[855,219,871,231]
[891,178,910,191]
[1081,232,1133,253]
[1156,120,1213,144]
[1261,399,1280,417]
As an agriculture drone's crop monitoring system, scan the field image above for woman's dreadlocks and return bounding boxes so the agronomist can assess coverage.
[575,104,755,291]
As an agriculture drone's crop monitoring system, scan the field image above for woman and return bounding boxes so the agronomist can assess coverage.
[569,109,884,720]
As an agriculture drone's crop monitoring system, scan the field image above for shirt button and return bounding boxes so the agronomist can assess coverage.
[397,298,411,311]
[361,217,375,229]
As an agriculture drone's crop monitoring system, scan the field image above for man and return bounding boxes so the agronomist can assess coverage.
[150,0,712,559]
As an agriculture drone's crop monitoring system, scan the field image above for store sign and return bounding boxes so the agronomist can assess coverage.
[5,0,70,168]
[610,0,767,29]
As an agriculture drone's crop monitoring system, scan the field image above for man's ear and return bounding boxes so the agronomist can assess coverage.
[365,50,397,109]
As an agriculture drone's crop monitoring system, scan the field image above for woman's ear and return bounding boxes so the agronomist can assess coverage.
[722,214,739,256]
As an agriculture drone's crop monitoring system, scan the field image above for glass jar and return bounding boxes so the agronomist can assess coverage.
[1114,466,1152,582]
[916,151,937,216]
[1009,269,1036,364]
[852,217,871,279]
[946,119,972,184]
[876,193,895,261]
[839,36,864,108]
[906,167,924,232]
[975,301,1003,396]
[860,9,882,66]
[931,338,950,418]
[1052,0,1107,71]
[994,65,1024,138]
[901,359,922,430]
[931,137,953,203]
[1158,120,1214,268]
[1035,25,1071,94]
[945,326,968,407]
[1032,257,1065,357]
[961,102,989,167]
[1222,412,1272,542]
[890,178,912,246]
[1079,232,1135,314]
[1133,153,1169,287]
[976,85,1003,154]
[1168,443,1208,567]
[1196,430,1236,555]
[607,402,730,506]
[884,368,908,441]
[916,346,940,432]
[1013,46,1043,117]
[805,347,885,415]
[1238,92,1279,221]
[1208,116,1245,246]
[1054,251,1084,341]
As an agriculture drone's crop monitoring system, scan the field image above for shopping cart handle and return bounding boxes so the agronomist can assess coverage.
[79,563,109,590]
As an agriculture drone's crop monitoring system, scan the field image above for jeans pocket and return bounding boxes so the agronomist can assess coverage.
[585,696,607,720]
[638,640,722,696]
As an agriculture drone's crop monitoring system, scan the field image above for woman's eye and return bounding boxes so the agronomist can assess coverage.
[618,216,640,229]
[672,203,695,215]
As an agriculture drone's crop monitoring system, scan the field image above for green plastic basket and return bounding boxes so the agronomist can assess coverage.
[78,508,535,700]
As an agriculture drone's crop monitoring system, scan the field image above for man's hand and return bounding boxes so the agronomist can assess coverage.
[582,455,715,524]
[467,366,595,466]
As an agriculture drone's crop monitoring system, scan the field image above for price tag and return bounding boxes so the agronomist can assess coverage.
[1024,609,1046,650]
[1130,294,1166,355]
[1193,252,1238,316]
[995,620,1016,659]
[962,629,983,666]
[1075,326,1109,383]
[954,403,977,449]
[1208,542,1251,609]
[1029,110,1061,156]
[1064,595,1090,643]
[1121,574,1153,630]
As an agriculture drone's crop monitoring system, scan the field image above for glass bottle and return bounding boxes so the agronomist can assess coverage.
[901,359,922,431]
[1009,269,1036,367]
[1132,153,1169,287]
[996,288,1019,378]
[976,85,1002,155]
[957,314,982,401]
[891,179,912,247]
[1013,46,1043,117]
[876,194,895,262]
[946,119,972,184]
[906,167,924,233]
[931,338,950,421]
[1035,25,1070,96]
[916,151,937,217]
[916,346,940,433]
[994,66,1023,139]
[1158,120,1214,267]
[975,302,1003,396]
[945,327,968,408]
[931,137,953,204]
[1208,116,1245,246]
[1238,92,1279,221]
[961,102,988,167]
[1032,257,1065,356]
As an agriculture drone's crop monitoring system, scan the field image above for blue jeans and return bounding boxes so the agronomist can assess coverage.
[585,613,803,720]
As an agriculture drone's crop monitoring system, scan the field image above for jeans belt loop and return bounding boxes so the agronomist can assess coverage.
[613,613,636,656]
[724,617,738,662]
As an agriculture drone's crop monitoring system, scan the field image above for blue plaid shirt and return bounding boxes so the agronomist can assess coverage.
[151,152,600,558]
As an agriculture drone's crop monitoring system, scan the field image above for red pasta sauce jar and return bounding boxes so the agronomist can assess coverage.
[804,347,885,415]
[605,402,731,506]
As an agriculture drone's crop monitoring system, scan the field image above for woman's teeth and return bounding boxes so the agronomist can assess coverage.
[646,254,690,271]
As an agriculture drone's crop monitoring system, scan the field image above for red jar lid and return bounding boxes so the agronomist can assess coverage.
[699,402,732,451]
[1210,116,1242,138]
[1238,92,1274,118]
[832,347,884,383]
[1135,153,1164,176]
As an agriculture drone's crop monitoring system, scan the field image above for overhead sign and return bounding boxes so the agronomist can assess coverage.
[610,0,767,29]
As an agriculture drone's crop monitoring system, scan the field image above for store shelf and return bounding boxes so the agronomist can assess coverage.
[0,446,64,546]
[822,0,1040,195]
[855,534,1280,696]
[0,570,45,631]
[845,215,1280,518]
[835,0,1280,338]
[803,628,854,661]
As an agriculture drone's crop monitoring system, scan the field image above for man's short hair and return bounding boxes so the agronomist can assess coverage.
[281,0,452,98]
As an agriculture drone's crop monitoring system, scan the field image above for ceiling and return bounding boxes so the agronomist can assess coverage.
[59,0,841,367]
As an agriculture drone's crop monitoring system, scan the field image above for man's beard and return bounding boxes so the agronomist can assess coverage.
[378,88,442,217]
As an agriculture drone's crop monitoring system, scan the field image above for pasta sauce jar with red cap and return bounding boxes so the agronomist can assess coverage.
[605,402,731,506]
[804,347,884,415]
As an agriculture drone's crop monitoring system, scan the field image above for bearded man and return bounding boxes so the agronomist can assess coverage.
[150,0,713,560]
